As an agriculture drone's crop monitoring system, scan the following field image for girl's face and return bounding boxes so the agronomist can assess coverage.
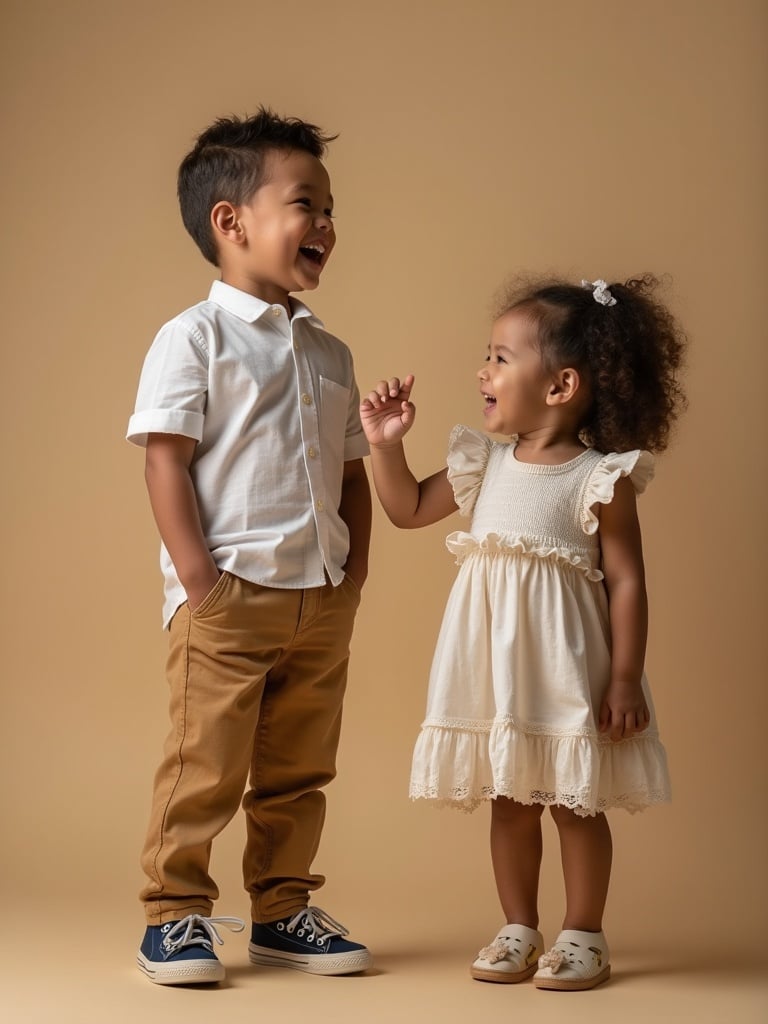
[477,310,552,436]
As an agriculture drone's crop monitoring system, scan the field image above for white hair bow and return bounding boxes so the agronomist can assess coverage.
[581,279,617,306]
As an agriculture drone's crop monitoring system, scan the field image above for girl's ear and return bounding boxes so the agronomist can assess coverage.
[546,367,581,405]
[210,201,244,247]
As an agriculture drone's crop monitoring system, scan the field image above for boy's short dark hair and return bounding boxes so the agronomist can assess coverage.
[177,107,337,265]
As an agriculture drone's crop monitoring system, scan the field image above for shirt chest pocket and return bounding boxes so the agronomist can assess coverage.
[319,376,351,446]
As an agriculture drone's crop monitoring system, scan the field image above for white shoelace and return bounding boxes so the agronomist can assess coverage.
[161,914,245,954]
[284,907,349,944]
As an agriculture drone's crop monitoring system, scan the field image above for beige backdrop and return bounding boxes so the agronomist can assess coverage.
[2,1,766,1021]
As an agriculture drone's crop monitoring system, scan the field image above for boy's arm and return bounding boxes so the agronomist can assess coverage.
[338,458,371,591]
[144,433,220,611]
[597,475,651,742]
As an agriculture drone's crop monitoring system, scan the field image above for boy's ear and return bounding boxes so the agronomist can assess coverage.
[546,367,580,405]
[210,201,244,247]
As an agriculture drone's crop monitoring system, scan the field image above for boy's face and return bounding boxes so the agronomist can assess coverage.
[223,148,335,305]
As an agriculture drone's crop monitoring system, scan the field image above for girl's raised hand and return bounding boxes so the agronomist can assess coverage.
[360,374,416,447]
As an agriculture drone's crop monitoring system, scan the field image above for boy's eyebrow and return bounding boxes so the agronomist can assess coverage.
[288,182,334,204]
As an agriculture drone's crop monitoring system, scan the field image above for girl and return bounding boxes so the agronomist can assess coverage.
[360,276,686,991]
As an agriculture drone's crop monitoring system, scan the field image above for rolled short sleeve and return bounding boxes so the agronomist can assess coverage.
[126,320,209,447]
[343,374,369,461]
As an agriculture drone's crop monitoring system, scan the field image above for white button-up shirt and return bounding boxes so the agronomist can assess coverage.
[127,281,369,627]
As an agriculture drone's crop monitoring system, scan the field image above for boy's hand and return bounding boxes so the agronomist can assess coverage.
[144,433,222,614]
[598,679,651,742]
[186,567,223,613]
[360,374,416,447]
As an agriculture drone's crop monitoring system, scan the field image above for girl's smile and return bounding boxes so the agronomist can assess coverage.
[477,310,552,436]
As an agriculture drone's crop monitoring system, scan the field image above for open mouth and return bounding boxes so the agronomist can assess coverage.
[299,242,326,265]
[482,392,497,407]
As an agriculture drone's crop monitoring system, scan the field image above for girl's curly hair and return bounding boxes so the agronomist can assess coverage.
[495,274,688,453]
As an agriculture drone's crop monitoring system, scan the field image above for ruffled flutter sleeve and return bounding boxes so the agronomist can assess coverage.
[581,450,655,535]
[446,425,492,518]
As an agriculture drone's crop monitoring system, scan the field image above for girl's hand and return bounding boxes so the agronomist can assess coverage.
[598,475,650,743]
[360,374,416,447]
[598,680,651,742]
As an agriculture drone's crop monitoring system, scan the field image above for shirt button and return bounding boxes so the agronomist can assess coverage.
[272,307,281,317]
[302,394,313,406]
[316,499,325,512]
[308,446,317,459]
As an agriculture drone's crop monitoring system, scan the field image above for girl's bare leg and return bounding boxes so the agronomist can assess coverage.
[490,798,545,927]
[549,805,612,931]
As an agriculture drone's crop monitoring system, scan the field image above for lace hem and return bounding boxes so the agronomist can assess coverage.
[422,717,492,734]
[409,787,672,817]
[445,530,603,581]
[410,720,671,817]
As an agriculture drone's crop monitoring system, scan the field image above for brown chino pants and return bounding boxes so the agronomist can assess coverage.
[140,571,361,925]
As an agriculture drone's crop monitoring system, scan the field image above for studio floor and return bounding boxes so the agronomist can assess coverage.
[6,906,766,1023]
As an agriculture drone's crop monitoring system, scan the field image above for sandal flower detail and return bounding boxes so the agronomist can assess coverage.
[534,929,611,991]
[471,924,544,984]
[476,938,511,964]
[537,947,566,972]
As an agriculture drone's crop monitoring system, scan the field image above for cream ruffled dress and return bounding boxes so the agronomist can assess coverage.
[409,426,671,816]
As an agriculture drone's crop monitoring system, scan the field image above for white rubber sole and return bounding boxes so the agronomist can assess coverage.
[248,943,372,976]
[137,953,225,985]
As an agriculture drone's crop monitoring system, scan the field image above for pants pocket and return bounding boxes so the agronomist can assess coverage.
[190,571,230,618]
[342,572,362,605]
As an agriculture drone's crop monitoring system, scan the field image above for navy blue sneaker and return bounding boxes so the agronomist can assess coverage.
[137,914,245,985]
[249,907,372,975]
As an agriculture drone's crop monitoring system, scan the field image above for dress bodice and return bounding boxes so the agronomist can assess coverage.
[445,426,654,582]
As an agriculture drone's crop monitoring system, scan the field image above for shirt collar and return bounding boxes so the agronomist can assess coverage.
[208,280,323,327]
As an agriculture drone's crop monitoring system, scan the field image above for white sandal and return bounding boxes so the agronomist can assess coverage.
[470,924,544,983]
[533,929,610,990]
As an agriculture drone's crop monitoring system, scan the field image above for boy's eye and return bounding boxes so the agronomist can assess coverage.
[294,199,334,219]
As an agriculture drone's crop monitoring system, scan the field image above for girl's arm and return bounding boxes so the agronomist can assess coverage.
[597,475,651,742]
[360,374,458,529]
[144,433,221,611]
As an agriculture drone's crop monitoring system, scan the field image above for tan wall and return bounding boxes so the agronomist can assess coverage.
[2,0,766,1001]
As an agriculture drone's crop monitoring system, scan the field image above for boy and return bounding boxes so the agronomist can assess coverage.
[127,108,372,985]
